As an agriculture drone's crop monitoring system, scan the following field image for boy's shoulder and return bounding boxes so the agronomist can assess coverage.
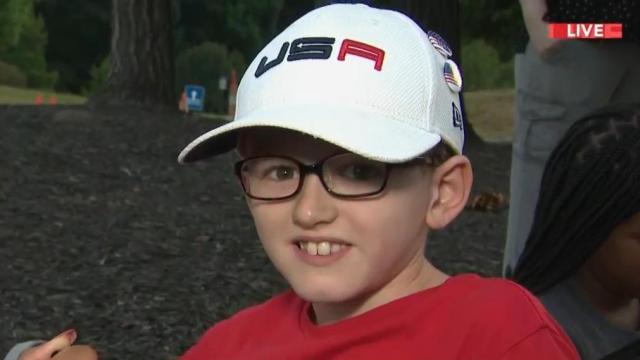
[443,274,571,345]
[435,275,578,359]
[449,274,542,304]
[446,274,559,325]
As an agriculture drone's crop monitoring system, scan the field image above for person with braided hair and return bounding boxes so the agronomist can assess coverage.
[512,103,640,360]
[503,0,640,278]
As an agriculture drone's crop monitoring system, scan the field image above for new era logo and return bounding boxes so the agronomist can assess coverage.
[452,103,463,131]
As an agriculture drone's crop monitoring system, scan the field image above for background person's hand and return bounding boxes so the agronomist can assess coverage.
[17,330,97,360]
[519,0,564,58]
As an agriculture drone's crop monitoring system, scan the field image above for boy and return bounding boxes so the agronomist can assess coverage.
[8,3,578,360]
[177,3,578,360]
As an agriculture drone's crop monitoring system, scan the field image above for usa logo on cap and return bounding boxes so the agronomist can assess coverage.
[427,30,453,58]
[443,59,463,93]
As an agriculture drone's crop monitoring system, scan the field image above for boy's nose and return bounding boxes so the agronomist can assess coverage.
[292,174,338,229]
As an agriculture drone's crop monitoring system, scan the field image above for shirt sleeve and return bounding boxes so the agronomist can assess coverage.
[3,340,45,360]
[499,327,580,360]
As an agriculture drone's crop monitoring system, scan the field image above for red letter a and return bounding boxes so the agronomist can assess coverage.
[337,39,385,71]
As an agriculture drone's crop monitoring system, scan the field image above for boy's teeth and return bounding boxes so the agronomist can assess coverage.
[306,242,318,256]
[299,241,344,256]
[317,241,331,256]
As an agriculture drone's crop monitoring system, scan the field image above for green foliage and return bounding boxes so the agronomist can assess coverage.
[86,57,110,95]
[461,0,525,61]
[0,1,58,89]
[175,42,247,113]
[223,0,284,57]
[461,39,514,91]
[28,0,526,95]
[0,61,27,87]
[0,0,31,51]
[176,0,284,62]
[35,0,111,93]
[32,0,285,94]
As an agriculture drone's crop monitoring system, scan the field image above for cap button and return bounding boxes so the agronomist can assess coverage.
[443,59,463,93]
[427,30,453,58]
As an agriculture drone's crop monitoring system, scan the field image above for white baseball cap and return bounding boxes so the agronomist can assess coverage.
[178,3,464,164]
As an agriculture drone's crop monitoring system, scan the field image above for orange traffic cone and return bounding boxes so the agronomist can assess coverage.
[179,91,188,114]
[34,93,44,106]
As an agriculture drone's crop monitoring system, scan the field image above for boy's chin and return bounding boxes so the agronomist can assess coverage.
[289,279,366,304]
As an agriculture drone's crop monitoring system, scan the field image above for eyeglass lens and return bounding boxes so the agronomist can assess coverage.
[238,154,388,199]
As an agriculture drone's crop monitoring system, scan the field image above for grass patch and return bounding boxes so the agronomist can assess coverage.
[0,85,86,105]
[464,88,514,143]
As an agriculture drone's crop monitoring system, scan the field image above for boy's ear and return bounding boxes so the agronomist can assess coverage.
[425,155,473,230]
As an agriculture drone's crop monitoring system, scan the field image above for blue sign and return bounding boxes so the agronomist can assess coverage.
[185,85,205,112]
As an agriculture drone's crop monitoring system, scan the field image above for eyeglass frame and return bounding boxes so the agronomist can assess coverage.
[233,152,432,201]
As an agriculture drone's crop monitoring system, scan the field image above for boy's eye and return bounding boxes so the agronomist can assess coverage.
[337,162,384,181]
[264,165,297,181]
[241,157,299,181]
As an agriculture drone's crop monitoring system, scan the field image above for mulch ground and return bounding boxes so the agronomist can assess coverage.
[0,105,512,359]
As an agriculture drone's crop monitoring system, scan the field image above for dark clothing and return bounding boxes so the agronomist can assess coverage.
[541,278,639,360]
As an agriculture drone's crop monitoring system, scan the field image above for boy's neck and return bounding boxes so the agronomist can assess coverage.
[576,267,640,331]
[310,255,448,326]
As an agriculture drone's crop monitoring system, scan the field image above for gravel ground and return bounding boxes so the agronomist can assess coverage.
[0,105,512,359]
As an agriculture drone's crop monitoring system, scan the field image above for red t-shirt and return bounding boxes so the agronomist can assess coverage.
[180,274,579,360]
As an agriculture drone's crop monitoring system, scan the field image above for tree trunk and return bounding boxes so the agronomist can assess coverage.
[389,0,484,146]
[90,0,175,109]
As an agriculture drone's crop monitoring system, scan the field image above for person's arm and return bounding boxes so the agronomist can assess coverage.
[519,0,563,57]
[499,326,580,360]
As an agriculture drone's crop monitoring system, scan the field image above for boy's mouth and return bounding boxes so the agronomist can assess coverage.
[294,237,351,257]
[297,241,344,256]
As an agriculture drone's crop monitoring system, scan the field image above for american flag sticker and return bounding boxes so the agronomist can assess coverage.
[427,31,453,58]
[443,60,462,93]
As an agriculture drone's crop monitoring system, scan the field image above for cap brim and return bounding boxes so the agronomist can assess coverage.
[178,104,442,164]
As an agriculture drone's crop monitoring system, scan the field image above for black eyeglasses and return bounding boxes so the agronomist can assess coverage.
[234,153,428,200]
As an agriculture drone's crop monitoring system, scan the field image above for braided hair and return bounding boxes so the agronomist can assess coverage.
[512,103,640,294]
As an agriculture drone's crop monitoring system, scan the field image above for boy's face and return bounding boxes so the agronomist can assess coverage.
[237,128,436,304]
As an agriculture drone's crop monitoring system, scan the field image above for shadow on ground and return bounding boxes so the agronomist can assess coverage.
[0,105,512,359]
